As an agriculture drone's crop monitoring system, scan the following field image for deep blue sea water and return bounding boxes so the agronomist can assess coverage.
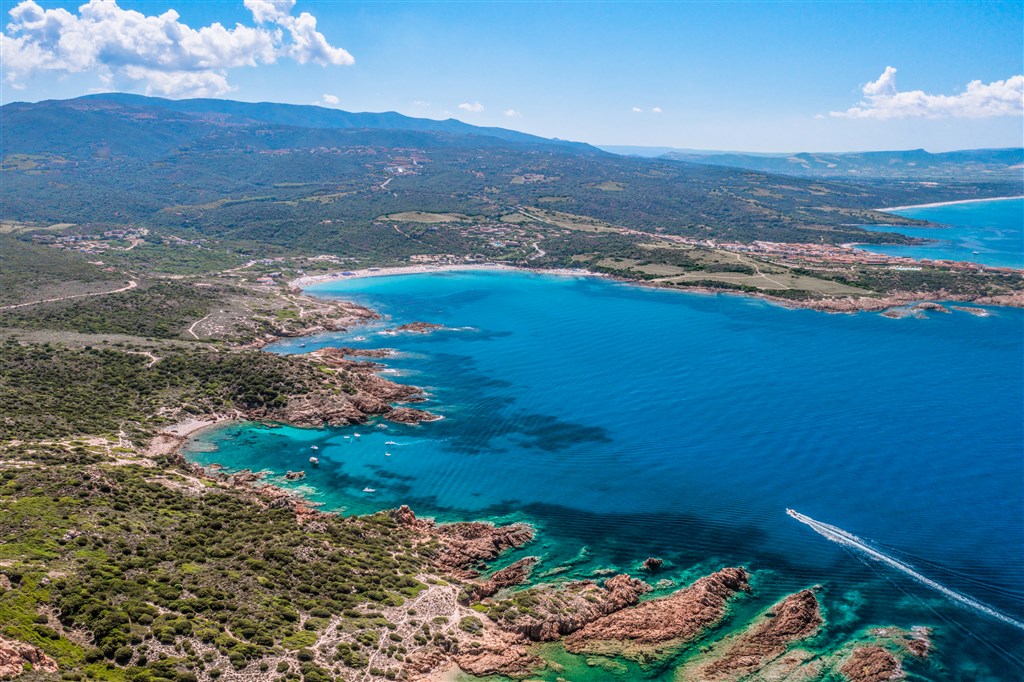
[858,197,1023,268]
[185,204,1024,680]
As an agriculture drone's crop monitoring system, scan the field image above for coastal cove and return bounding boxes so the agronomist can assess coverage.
[184,265,1024,680]
[857,197,1024,269]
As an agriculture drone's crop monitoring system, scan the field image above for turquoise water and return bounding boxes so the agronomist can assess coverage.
[858,197,1023,268]
[186,278,1024,678]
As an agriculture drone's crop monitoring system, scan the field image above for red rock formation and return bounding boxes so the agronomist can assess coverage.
[392,322,445,333]
[838,646,905,682]
[464,557,539,602]
[491,574,652,642]
[0,636,58,678]
[390,506,535,576]
[682,589,823,680]
[433,521,535,577]
[563,567,750,657]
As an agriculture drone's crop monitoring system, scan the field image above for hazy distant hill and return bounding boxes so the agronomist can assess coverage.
[75,93,592,151]
[654,147,1024,180]
[1,95,1016,250]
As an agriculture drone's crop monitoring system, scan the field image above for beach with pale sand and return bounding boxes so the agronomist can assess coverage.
[877,195,1023,212]
[290,263,606,289]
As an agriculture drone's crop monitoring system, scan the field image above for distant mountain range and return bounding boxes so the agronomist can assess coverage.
[1,94,1017,250]
[603,145,1024,180]
[74,93,594,151]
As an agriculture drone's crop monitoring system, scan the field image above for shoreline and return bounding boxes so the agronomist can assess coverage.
[876,195,1023,213]
[291,262,1021,315]
[290,263,607,289]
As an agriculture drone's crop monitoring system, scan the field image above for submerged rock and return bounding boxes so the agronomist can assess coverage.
[640,556,664,573]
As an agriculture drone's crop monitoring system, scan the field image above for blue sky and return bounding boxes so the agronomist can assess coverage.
[2,0,1022,151]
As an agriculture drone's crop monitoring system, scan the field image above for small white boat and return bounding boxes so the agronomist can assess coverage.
[377,424,388,429]
[353,336,367,341]
[354,433,361,438]
[310,445,318,450]
[362,487,376,493]
[309,457,319,466]
[385,452,392,457]
[385,441,397,445]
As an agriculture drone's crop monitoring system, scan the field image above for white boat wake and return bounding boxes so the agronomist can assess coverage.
[787,509,1024,631]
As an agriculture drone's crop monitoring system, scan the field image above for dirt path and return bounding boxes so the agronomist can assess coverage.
[0,280,138,310]
[186,313,213,339]
[126,350,160,367]
[734,253,791,289]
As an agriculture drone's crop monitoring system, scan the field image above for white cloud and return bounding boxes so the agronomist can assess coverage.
[831,66,1024,119]
[651,106,662,113]
[1,0,353,97]
[503,108,521,118]
[411,100,430,107]
[631,106,643,113]
[321,93,339,105]
[458,101,484,113]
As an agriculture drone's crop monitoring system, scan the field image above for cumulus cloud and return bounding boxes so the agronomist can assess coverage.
[651,106,662,113]
[631,106,643,112]
[321,93,339,105]
[458,101,484,113]
[503,108,521,118]
[1,0,353,97]
[831,66,1024,119]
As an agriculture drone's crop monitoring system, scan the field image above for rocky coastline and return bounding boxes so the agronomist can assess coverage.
[147,290,945,681]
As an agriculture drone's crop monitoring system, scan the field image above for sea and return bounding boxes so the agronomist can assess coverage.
[185,199,1024,680]
[858,197,1023,268]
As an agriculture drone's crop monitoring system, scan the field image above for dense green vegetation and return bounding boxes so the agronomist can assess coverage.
[2,282,224,339]
[0,235,118,306]
[4,96,1017,253]
[0,443,431,680]
[0,341,329,443]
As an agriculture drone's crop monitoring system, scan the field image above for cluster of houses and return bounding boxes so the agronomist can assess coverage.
[31,227,150,254]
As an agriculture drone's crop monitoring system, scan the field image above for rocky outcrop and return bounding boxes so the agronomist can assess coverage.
[911,302,950,313]
[452,637,540,678]
[433,522,535,577]
[0,636,59,678]
[464,557,539,602]
[390,505,535,577]
[485,574,651,642]
[391,322,444,334]
[284,470,305,480]
[838,646,904,682]
[240,346,439,427]
[951,305,992,316]
[564,567,750,658]
[385,407,439,424]
[677,589,823,681]
[641,557,664,573]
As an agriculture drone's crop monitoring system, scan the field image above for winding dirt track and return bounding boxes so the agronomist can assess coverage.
[0,280,138,311]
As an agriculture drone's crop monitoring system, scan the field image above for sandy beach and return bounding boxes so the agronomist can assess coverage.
[290,263,605,289]
[876,195,1023,212]
[145,414,234,456]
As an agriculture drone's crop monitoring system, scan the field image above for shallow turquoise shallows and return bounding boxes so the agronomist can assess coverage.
[859,197,1023,268]
[186,213,1024,681]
